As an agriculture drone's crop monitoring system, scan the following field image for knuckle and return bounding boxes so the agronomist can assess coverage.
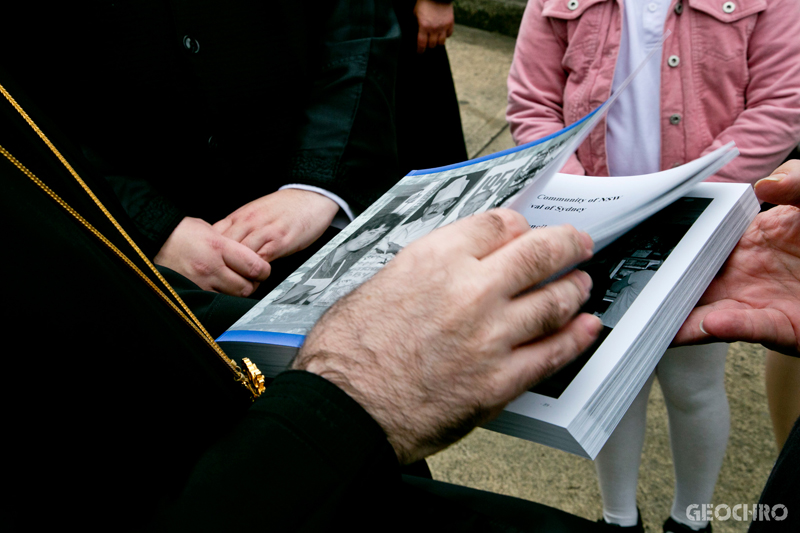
[534,298,566,334]
[774,160,800,176]
[516,298,561,339]
[521,283,583,338]
[475,321,509,352]
[239,282,256,298]
[242,208,261,223]
[533,353,562,382]
[537,230,567,259]
[404,238,446,270]
[513,239,554,280]
[258,243,277,261]
[190,259,215,277]
[247,258,267,280]
[543,334,583,378]
[481,209,525,235]
[549,277,585,314]
[480,211,509,236]
[207,235,226,253]
[274,223,293,243]
[538,225,579,257]
[562,225,587,256]
[397,241,426,263]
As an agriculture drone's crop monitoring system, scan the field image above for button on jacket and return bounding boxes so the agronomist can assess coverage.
[507,0,800,182]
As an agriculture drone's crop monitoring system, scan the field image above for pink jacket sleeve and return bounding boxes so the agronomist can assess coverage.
[506,0,586,175]
[698,0,800,184]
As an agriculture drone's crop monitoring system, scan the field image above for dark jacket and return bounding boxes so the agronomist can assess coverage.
[1,0,401,256]
[0,66,401,532]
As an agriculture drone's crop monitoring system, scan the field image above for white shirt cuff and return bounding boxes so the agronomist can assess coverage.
[279,184,354,229]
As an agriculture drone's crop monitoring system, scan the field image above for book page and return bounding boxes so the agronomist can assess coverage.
[513,144,737,249]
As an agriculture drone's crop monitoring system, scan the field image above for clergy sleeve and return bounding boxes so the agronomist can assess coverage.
[289,0,402,214]
[156,370,403,531]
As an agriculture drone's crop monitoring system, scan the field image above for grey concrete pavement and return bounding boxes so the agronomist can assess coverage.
[430,24,778,533]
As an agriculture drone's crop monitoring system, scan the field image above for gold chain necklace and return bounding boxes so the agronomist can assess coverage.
[0,83,265,400]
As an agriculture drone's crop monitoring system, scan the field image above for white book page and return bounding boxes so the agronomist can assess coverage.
[512,146,732,245]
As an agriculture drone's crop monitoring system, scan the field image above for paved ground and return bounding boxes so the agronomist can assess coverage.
[428,24,778,533]
[453,0,528,37]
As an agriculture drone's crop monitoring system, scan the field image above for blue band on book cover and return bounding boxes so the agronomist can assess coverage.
[217,330,306,347]
[407,104,605,176]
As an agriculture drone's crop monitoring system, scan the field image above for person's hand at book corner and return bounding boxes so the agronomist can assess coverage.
[213,188,339,263]
[293,209,603,464]
[154,216,272,297]
[414,0,455,54]
[675,160,800,356]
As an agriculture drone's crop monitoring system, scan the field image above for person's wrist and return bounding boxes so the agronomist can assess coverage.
[294,189,338,216]
[279,184,353,222]
[294,335,419,464]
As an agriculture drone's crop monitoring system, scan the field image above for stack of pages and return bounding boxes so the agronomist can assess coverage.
[485,180,757,458]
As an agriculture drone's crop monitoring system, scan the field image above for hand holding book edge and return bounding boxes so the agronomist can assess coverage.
[675,160,800,356]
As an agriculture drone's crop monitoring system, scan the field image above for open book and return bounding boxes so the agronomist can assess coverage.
[217,107,758,457]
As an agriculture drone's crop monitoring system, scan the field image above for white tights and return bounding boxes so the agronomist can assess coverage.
[595,343,730,529]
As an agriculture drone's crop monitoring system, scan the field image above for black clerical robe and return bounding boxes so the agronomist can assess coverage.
[0,66,404,531]
[1,0,401,257]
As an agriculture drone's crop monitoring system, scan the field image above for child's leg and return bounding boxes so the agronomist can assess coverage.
[658,343,730,530]
[765,349,800,449]
[594,373,656,526]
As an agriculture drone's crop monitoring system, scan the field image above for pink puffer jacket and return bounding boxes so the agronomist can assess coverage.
[507,0,800,182]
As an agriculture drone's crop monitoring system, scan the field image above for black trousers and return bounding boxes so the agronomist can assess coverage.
[402,475,614,532]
